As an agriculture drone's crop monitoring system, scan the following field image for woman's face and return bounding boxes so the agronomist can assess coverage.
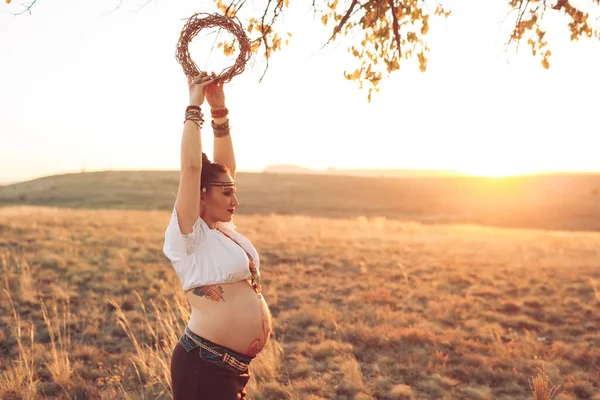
[200,173,239,224]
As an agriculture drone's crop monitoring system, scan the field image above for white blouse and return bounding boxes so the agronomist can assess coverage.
[163,206,260,292]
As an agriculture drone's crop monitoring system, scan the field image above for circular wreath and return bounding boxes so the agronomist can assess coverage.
[175,12,252,83]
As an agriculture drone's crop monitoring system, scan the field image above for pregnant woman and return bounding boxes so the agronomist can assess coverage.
[163,71,272,399]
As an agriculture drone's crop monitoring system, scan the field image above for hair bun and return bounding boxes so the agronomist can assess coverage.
[201,152,211,166]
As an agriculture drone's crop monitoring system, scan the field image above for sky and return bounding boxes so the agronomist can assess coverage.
[1,0,599,184]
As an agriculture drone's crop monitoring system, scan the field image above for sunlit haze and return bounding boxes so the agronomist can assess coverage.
[1,0,599,184]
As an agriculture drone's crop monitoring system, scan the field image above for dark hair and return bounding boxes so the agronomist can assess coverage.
[201,152,229,191]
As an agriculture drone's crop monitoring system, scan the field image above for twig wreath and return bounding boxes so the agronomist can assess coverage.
[175,12,252,83]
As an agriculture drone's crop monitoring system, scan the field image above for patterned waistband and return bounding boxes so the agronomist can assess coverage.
[183,326,254,372]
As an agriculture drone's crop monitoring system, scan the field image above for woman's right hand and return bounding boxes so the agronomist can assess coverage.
[187,72,217,106]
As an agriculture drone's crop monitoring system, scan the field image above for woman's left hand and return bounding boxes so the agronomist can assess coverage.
[205,72,226,110]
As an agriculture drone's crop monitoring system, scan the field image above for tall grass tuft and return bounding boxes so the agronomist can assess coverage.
[0,289,37,398]
[40,296,72,386]
[111,291,189,398]
[530,368,560,400]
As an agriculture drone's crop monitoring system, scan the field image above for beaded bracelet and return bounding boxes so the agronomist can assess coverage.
[211,119,230,137]
[185,110,204,127]
[185,111,204,120]
[211,107,229,118]
[211,120,229,130]
[185,105,204,128]
[185,117,204,129]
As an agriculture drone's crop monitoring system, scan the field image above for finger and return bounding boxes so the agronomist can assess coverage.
[211,72,223,86]
[198,77,218,89]
[193,75,213,85]
[189,71,209,85]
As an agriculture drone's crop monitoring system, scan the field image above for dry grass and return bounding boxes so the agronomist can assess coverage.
[530,368,560,400]
[1,205,599,399]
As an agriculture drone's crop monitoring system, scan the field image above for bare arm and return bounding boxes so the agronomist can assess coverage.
[205,73,236,178]
[174,118,202,234]
[174,73,216,234]
[213,114,236,178]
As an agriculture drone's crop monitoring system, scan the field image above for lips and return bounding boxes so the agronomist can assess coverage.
[228,209,235,214]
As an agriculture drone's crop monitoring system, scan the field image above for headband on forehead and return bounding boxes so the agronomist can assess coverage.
[201,181,236,193]
[206,181,235,187]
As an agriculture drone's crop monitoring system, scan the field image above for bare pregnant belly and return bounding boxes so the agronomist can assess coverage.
[186,280,272,357]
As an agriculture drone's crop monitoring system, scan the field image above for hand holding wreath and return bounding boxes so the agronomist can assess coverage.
[187,72,217,106]
[205,72,226,110]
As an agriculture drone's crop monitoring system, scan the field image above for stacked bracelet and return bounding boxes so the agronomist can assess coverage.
[212,119,230,138]
[211,108,229,119]
[184,105,204,128]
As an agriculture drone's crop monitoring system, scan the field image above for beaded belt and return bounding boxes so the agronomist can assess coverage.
[184,331,249,372]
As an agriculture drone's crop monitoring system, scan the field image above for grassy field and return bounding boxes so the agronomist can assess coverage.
[0,172,599,399]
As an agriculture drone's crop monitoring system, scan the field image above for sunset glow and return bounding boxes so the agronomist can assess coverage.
[455,166,544,178]
[0,0,598,183]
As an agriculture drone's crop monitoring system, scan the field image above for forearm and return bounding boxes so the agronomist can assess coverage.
[212,114,236,176]
[181,119,203,170]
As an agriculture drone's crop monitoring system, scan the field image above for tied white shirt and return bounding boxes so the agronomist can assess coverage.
[163,206,260,292]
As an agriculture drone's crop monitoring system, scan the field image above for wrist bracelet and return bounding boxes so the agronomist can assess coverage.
[211,108,228,118]
[212,119,230,137]
[184,105,204,128]
[211,119,229,129]
[185,107,204,122]
[185,118,204,129]
[185,111,204,120]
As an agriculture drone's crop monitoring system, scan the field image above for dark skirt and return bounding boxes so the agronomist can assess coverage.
[170,328,256,400]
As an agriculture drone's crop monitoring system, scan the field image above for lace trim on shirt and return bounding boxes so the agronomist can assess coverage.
[183,218,202,255]
[173,207,202,256]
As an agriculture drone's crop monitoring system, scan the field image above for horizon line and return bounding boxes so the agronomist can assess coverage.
[2,167,600,186]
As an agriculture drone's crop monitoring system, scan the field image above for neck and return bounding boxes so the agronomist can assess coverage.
[201,215,218,230]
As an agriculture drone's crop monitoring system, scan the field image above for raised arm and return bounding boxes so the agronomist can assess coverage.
[206,72,236,178]
[174,72,217,234]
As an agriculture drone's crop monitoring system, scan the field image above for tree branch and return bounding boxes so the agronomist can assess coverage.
[327,0,360,45]
[257,0,274,82]
[8,0,39,16]
[388,0,403,58]
[508,0,532,51]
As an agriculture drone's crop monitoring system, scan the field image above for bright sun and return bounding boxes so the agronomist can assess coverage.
[455,164,544,178]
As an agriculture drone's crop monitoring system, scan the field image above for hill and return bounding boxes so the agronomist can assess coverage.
[262,164,463,177]
[1,170,600,232]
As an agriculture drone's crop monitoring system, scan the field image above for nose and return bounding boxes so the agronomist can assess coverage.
[232,194,240,207]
